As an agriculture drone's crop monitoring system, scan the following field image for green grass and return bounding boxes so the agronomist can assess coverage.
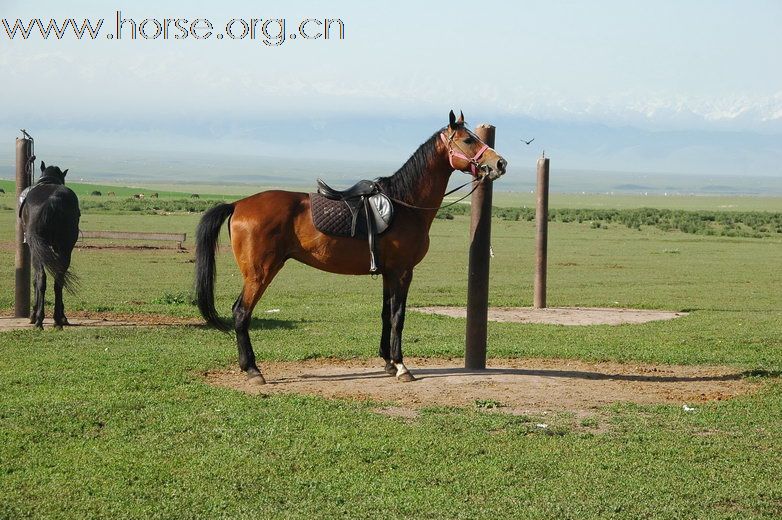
[1,196,781,518]
[439,205,782,238]
[491,191,782,212]
[5,178,780,211]
[0,179,234,201]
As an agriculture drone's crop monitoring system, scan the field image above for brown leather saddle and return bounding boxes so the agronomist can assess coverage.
[310,179,394,273]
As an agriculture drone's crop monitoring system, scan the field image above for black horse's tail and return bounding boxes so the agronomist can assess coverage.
[195,203,235,331]
[26,208,79,293]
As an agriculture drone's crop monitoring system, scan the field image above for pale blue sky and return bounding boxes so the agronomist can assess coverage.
[1,0,781,176]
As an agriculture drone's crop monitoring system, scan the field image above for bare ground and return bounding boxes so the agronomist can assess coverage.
[411,306,687,325]
[204,357,758,415]
[2,305,749,415]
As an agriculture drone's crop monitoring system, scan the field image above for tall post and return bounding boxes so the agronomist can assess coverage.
[15,134,33,318]
[465,124,495,370]
[533,155,549,309]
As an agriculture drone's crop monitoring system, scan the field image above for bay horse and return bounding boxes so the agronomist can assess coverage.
[195,111,507,383]
[20,162,81,329]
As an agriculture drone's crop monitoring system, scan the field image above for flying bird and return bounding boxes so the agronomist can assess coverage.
[521,137,535,145]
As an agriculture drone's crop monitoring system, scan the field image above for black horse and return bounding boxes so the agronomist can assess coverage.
[20,162,81,329]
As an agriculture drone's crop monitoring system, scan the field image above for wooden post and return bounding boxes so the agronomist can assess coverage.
[533,155,549,309]
[15,134,33,318]
[465,124,495,370]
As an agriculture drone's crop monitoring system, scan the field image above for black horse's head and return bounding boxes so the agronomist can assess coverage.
[39,161,69,185]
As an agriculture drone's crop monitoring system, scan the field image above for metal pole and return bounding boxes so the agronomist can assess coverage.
[533,155,549,309]
[465,124,495,370]
[15,134,33,318]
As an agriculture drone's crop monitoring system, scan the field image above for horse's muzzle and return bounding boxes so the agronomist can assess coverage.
[480,157,507,181]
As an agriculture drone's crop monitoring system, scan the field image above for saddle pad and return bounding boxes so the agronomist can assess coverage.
[310,193,393,239]
[310,193,355,237]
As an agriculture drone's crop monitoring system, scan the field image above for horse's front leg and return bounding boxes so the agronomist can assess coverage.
[388,269,415,382]
[379,276,395,376]
[31,266,46,329]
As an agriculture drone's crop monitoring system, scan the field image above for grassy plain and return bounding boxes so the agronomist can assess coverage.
[0,187,780,518]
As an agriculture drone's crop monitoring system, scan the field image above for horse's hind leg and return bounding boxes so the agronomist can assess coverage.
[53,275,68,329]
[31,266,46,329]
[233,260,284,385]
[52,250,72,329]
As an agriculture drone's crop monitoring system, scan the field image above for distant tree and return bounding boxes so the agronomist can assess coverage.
[90,190,102,196]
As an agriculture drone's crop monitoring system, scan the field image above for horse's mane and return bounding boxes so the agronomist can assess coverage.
[376,129,443,201]
[38,167,66,185]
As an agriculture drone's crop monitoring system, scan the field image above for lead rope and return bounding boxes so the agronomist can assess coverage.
[21,129,35,185]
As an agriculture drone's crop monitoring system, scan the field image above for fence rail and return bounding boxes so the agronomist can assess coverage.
[79,230,186,249]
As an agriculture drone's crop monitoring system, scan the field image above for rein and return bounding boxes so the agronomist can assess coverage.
[382,176,485,211]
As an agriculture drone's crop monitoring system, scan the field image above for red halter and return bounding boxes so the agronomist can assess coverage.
[440,131,489,176]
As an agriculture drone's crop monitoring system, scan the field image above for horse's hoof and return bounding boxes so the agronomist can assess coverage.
[397,372,416,383]
[384,362,396,376]
[54,324,63,331]
[34,324,43,330]
[246,372,267,385]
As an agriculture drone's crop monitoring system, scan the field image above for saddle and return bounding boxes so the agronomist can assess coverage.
[310,179,394,273]
[18,185,34,218]
[18,176,64,218]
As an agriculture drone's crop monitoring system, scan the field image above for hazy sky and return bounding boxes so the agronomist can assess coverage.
[1,0,781,174]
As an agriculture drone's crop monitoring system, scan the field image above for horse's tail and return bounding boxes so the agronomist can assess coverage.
[195,203,235,331]
[26,207,79,293]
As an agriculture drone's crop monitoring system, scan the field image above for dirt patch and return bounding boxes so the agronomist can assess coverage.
[204,357,758,414]
[411,307,687,326]
[0,311,201,331]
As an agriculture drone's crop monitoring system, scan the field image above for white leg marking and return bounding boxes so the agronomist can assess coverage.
[394,362,410,378]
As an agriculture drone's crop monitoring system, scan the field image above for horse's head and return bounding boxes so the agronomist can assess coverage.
[440,110,507,181]
[39,161,69,185]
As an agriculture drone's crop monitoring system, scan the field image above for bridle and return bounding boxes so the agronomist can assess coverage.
[439,129,490,176]
[382,128,493,211]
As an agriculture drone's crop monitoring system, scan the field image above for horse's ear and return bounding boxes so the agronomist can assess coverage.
[457,111,465,124]
[62,169,68,177]
[40,161,46,172]
[448,110,457,130]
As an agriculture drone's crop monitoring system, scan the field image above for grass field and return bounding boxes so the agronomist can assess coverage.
[5,178,781,211]
[0,187,781,518]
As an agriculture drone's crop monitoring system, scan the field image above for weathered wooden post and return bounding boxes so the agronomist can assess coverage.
[533,154,549,309]
[465,124,495,370]
[15,131,34,318]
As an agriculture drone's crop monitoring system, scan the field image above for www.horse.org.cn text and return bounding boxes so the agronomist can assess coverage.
[2,11,345,46]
